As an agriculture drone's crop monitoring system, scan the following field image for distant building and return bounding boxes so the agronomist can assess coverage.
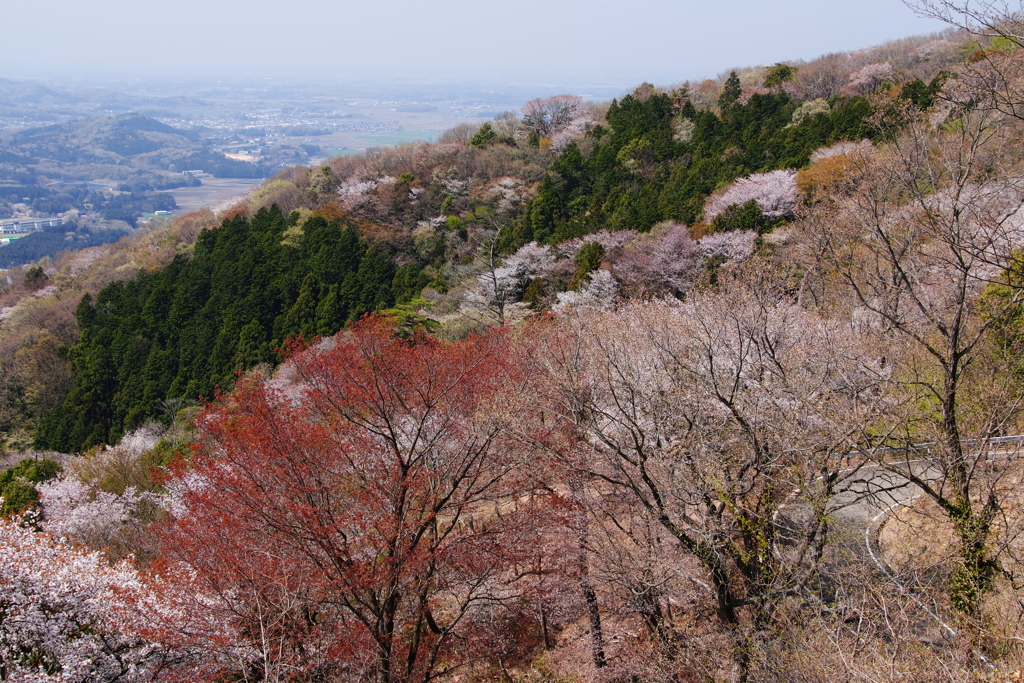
[183,170,212,179]
[0,217,63,235]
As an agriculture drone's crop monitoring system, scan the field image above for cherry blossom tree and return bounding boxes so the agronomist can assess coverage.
[703,170,799,224]
[804,100,1024,616]
[526,280,886,679]
[795,52,850,100]
[37,477,163,561]
[553,270,619,312]
[336,175,396,211]
[843,62,895,96]
[521,95,588,137]
[461,240,555,326]
[0,514,172,682]
[35,426,168,561]
[907,0,1024,126]
[501,241,557,277]
[486,177,530,217]
[461,263,530,326]
[697,229,758,262]
[612,223,700,297]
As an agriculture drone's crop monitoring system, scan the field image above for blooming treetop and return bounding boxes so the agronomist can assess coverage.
[703,170,798,223]
[0,515,161,682]
[554,269,619,312]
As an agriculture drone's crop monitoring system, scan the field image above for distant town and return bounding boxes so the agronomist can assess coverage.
[0,74,632,266]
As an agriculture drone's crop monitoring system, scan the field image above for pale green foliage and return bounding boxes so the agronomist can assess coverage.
[616,137,655,174]
[412,224,442,259]
[790,98,832,127]
[246,179,302,215]
[672,116,696,144]
[307,166,339,201]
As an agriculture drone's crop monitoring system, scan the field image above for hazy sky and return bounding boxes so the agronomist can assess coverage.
[2,0,950,86]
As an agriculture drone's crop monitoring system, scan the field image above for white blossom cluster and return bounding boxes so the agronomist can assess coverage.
[463,224,762,321]
[703,170,798,223]
[459,241,559,325]
[487,177,529,215]
[38,477,161,549]
[36,426,165,551]
[336,175,396,209]
[697,230,758,261]
[550,115,596,152]
[810,139,872,163]
[0,515,161,682]
[554,269,619,312]
[612,223,758,297]
[844,62,894,96]
[502,241,557,277]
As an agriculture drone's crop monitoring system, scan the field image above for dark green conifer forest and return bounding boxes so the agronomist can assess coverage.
[516,90,875,244]
[36,206,429,451]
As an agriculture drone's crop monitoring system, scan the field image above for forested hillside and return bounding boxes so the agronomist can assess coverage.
[517,88,876,242]
[0,113,268,189]
[0,112,275,268]
[22,68,927,450]
[0,221,138,269]
[5,16,1024,682]
[37,206,427,450]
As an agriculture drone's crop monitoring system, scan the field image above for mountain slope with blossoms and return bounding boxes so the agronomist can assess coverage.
[16,30,968,451]
[0,28,967,454]
[7,15,1024,683]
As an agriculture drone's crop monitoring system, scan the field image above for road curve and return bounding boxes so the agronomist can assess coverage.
[774,438,1024,656]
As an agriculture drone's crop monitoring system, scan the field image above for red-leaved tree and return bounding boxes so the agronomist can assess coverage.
[160,319,553,682]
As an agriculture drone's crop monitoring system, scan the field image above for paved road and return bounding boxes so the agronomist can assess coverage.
[774,458,936,559]
[774,439,1023,649]
[777,439,1023,563]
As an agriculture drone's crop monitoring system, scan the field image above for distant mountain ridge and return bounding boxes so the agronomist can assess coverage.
[0,77,78,106]
[0,113,262,186]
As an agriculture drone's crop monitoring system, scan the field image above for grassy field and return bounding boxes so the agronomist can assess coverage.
[168,178,266,214]
[313,129,444,161]
[354,130,440,145]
